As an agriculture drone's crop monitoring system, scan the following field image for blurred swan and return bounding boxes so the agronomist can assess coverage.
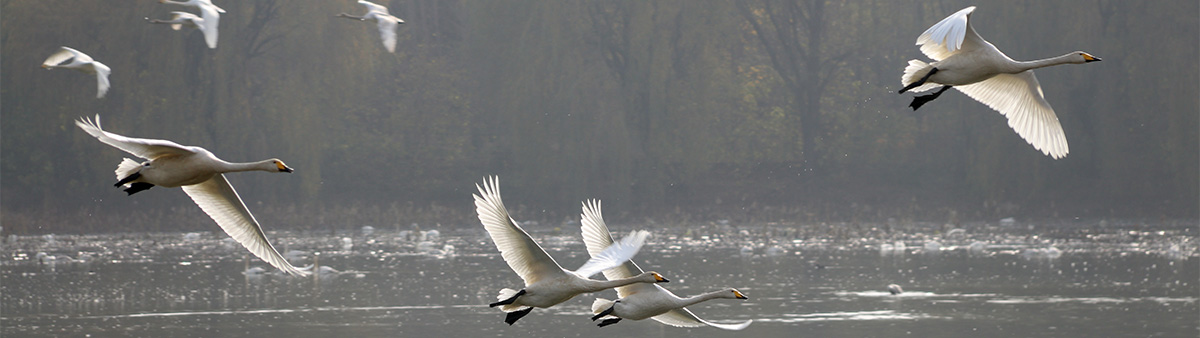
[159,0,222,49]
[337,0,405,53]
[581,200,752,330]
[148,11,218,49]
[473,176,667,325]
[75,115,307,276]
[41,46,111,98]
[887,284,904,295]
[899,6,1100,159]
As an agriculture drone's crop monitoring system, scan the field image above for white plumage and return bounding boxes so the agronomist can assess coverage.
[41,47,111,99]
[338,0,405,53]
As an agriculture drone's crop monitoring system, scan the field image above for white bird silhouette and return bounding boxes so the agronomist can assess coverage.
[581,200,752,330]
[41,47,111,98]
[473,176,668,325]
[899,6,1101,159]
[159,0,223,48]
[337,0,405,53]
[75,115,307,276]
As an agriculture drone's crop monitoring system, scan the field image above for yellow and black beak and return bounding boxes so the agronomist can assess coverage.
[733,290,748,299]
[276,161,294,173]
[1083,53,1101,62]
[655,273,670,283]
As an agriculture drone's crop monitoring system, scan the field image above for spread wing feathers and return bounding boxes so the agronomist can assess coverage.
[579,200,658,297]
[377,18,397,53]
[42,47,89,67]
[954,71,1069,158]
[917,6,981,61]
[473,176,566,285]
[115,158,142,184]
[75,115,197,160]
[900,59,941,92]
[573,229,647,279]
[182,175,308,276]
[359,0,390,14]
[651,307,753,330]
[93,62,111,98]
[198,5,220,48]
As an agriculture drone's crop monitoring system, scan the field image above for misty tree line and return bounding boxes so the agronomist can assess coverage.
[2,0,1196,233]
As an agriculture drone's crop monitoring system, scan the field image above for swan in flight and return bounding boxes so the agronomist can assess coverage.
[898,6,1100,159]
[159,0,222,48]
[75,115,308,276]
[41,47,111,98]
[148,11,218,49]
[473,176,668,325]
[337,0,405,53]
[581,200,752,330]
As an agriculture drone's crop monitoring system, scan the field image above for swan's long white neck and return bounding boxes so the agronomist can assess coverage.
[217,159,278,173]
[1013,53,1080,72]
[676,290,734,307]
[579,274,651,292]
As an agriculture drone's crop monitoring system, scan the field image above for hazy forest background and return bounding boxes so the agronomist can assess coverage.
[2,0,1196,235]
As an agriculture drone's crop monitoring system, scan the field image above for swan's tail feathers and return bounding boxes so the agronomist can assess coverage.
[114,158,141,185]
[591,298,615,315]
[492,288,526,312]
[901,60,941,93]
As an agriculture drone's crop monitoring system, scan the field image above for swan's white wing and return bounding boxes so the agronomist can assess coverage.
[954,71,1069,159]
[92,62,111,98]
[376,16,397,53]
[182,175,308,276]
[917,6,984,61]
[651,307,753,330]
[200,0,225,13]
[579,200,659,297]
[42,46,87,67]
[473,176,566,285]
[573,230,647,278]
[75,115,198,160]
[199,5,220,48]
[359,0,390,14]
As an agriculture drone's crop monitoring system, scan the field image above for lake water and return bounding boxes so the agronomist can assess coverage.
[3,220,1197,337]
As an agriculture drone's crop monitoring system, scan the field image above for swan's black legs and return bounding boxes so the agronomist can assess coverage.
[124,183,155,195]
[591,306,615,321]
[114,172,141,187]
[503,307,533,325]
[598,318,622,327]
[898,67,939,94]
[909,86,952,110]
[489,289,526,307]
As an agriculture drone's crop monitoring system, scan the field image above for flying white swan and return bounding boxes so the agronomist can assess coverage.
[75,115,308,276]
[159,0,222,48]
[580,200,752,330]
[898,6,1100,159]
[41,47,111,99]
[473,176,668,325]
[148,11,218,49]
[337,0,405,53]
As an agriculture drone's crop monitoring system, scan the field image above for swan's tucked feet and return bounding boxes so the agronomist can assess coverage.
[909,86,951,110]
[114,172,141,187]
[489,289,525,307]
[597,318,622,327]
[504,307,533,325]
[591,306,615,321]
[124,183,155,195]
[898,67,938,93]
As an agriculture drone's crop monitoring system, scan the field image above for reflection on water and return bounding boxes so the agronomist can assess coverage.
[2,220,1197,337]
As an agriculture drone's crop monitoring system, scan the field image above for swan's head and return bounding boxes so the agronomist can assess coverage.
[643,271,669,283]
[1077,52,1101,63]
[728,288,748,299]
[270,159,294,173]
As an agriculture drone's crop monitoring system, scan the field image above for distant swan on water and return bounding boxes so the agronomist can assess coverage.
[473,176,668,325]
[581,200,752,330]
[75,115,308,276]
[41,47,111,98]
[899,6,1100,159]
